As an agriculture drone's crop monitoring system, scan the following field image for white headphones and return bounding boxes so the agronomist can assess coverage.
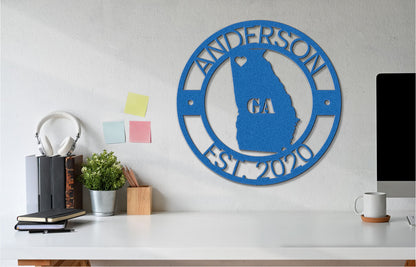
[35,111,81,157]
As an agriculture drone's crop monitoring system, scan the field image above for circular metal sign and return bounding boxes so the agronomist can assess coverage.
[178,20,341,185]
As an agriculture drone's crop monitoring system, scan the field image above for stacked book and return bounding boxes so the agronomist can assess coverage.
[25,155,83,213]
[15,208,86,233]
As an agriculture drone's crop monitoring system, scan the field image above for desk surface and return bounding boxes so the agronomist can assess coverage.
[1,211,415,261]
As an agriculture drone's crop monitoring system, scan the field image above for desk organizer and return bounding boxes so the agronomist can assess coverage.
[127,186,152,215]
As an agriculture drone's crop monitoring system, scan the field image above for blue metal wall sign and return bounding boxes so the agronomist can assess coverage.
[177,20,341,185]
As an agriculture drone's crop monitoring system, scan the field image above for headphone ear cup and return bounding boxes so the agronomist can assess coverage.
[57,136,75,156]
[41,135,54,156]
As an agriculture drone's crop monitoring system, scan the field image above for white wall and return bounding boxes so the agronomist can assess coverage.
[1,0,415,216]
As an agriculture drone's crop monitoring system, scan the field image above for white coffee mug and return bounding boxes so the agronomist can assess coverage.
[354,192,387,218]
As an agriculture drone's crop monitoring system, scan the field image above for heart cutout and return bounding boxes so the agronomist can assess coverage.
[235,56,247,67]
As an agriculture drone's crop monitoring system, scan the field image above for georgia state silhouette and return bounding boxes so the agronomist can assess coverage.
[230,48,299,153]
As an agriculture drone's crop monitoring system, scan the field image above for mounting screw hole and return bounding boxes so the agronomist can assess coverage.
[324,100,330,106]
[188,100,194,106]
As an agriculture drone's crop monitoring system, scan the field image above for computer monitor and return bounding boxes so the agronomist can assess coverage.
[376,73,415,197]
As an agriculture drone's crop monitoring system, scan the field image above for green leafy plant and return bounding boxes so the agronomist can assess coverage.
[80,150,125,191]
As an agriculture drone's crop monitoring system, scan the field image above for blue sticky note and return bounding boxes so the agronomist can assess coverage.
[102,121,125,144]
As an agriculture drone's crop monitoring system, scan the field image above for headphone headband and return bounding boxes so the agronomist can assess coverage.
[36,111,81,137]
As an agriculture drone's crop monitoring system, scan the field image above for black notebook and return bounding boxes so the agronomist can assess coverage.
[17,208,86,223]
[15,220,68,231]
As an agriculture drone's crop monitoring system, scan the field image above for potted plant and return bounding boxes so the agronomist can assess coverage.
[80,150,125,216]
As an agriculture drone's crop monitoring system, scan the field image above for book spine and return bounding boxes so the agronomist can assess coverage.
[51,156,66,209]
[38,156,52,211]
[65,155,83,209]
[25,155,39,213]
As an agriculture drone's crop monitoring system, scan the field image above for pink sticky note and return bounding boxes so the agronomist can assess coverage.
[129,121,151,143]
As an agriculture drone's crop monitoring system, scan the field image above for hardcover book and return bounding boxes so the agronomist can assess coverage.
[65,155,83,209]
[15,220,68,231]
[17,208,86,223]
[38,156,52,211]
[25,155,39,213]
[51,156,66,209]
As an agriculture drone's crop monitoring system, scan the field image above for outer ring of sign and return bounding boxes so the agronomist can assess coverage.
[177,20,341,185]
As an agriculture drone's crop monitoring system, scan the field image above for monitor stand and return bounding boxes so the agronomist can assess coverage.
[377,181,415,198]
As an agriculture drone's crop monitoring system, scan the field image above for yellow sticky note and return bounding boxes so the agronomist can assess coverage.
[124,92,149,117]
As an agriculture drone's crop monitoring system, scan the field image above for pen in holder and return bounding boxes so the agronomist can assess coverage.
[123,166,152,215]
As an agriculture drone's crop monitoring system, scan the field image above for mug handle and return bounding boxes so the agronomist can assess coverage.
[354,195,363,215]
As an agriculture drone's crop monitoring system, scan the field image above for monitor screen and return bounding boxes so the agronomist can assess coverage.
[376,73,415,197]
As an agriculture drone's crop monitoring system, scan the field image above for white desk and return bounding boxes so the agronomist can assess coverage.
[1,211,415,263]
